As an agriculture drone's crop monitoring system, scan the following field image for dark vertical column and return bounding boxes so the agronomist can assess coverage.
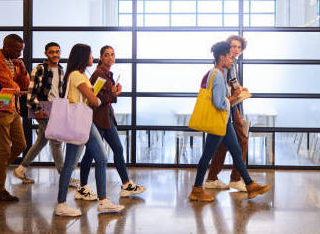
[271,132,275,167]
[238,0,244,87]
[131,0,137,164]
[22,0,33,156]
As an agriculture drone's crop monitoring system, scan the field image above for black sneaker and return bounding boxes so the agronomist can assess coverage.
[0,190,19,202]
[120,180,146,197]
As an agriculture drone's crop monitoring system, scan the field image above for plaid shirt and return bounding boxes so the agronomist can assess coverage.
[27,61,64,111]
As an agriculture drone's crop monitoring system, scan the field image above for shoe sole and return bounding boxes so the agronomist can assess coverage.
[189,196,214,202]
[98,206,125,212]
[13,170,34,184]
[74,193,98,201]
[189,198,215,202]
[120,187,146,197]
[205,185,230,190]
[55,211,82,217]
[229,185,246,192]
[247,186,271,199]
[22,179,35,184]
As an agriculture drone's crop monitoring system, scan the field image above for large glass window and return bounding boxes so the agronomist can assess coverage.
[137,97,196,126]
[33,31,132,59]
[248,132,273,165]
[113,97,132,124]
[244,0,275,26]
[137,64,212,92]
[243,65,320,94]
[244,0,320,27]
[134,0,239,27]
[34,0,131,26]
[136,130,203,164]
[3,0,320,168]
[244,98,320,128]
[137,130,176,164]
[244,32,320,60]
[137,31,236,59]
[275,0,320,27]
[0,0,23,26]
[275,132,319,166]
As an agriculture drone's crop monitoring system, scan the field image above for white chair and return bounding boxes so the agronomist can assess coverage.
[245,113,276,165]
[174,113,203,163]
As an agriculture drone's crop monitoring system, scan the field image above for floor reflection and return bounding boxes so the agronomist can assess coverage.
[2,167,320,233]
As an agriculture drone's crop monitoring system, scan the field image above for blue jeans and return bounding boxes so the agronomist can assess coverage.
[80,120,129,186]
[194,120,252,187]
[57,143,84,203]
[57,124,108,202]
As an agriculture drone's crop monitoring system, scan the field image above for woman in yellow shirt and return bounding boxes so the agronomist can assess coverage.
[55,44,124,217]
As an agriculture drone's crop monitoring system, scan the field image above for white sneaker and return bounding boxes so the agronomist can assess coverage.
[229,180,247,192]
[97,199,125,212]
[55,202,81,216]
[120,180,146,197]
[69,178,80,188]
[74,185,98,201]
[205,179,229,189]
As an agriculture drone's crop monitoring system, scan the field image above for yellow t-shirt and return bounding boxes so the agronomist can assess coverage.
[67,70,92,103]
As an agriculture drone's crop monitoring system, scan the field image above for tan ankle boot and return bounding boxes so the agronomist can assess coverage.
[189,186,214,202]
[246,181,271,199]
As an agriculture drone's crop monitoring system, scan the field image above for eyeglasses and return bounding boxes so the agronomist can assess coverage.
[47,50,61,55]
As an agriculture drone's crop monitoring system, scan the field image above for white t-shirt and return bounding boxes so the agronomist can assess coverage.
[48,67,59,101]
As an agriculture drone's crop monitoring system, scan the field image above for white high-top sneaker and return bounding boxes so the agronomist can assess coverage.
[205,179,229,189]
[98,199,124,212]
[55,202,82,216]
[229,180,247,192]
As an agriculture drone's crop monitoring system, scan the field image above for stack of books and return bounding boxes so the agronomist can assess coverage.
[0,88,14,110]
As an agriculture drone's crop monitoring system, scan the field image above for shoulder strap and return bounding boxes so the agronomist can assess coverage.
[64,72,84,103]
[208,70,217,90]
[64,76,71,99]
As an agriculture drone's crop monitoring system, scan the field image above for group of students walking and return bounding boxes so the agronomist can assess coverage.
[0,34,145,216]
[0,33,270,217]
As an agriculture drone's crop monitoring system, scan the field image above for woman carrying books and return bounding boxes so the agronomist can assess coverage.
[75,45,146,201]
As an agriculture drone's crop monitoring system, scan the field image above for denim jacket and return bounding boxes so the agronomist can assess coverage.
[205,68,231,119]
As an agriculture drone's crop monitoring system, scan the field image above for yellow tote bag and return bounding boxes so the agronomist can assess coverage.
[188,71,228,136]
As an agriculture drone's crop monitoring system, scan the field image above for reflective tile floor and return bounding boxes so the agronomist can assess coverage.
[2,167,320,233]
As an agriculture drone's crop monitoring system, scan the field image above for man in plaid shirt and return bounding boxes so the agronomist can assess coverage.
[14,42,80,187]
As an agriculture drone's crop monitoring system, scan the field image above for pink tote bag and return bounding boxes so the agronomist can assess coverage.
[45,77,92,145]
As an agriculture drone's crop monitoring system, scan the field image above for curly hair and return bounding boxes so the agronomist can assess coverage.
[226,35,247,51]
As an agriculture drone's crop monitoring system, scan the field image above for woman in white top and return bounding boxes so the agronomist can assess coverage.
[55,44,124,217]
